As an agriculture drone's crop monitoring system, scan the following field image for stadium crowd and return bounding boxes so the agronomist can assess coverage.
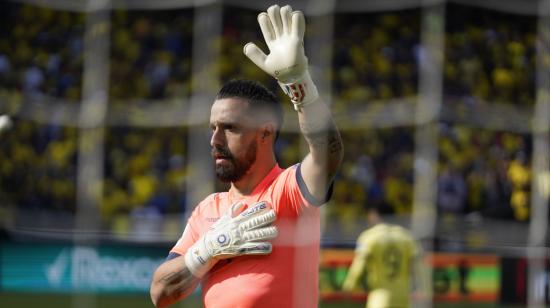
[0,3,84,100]
[0,3,541,239]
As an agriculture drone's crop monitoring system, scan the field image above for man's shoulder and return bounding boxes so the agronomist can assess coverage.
[266,164,298,188]
[360,224,405,242]
[389,225,415,240]
[277,163,299,176]
[362,224,387,236]
[358,227,380,242]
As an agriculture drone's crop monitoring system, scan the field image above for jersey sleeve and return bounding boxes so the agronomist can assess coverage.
[273,164,333,214]
[295,163,334,207]
[355,230,372,256]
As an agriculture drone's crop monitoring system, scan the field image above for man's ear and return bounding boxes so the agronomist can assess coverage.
[260,123,275,142]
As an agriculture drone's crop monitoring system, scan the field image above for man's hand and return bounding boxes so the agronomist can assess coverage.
[244,4,319,110]
[184,201,278,278]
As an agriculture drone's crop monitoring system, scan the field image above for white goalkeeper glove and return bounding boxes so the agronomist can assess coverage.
[244,4,319,111]
[184,201,278,278]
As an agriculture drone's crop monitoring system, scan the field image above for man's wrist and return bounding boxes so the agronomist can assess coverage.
[184,238,216,278]
[278,70,319,111]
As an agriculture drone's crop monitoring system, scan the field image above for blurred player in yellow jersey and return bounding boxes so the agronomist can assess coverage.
[343,206,428,308]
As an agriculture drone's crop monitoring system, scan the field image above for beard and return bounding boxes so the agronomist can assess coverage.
[212,141,257,183]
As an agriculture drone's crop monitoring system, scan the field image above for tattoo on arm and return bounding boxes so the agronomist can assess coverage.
[160,267,198,300]
[300,120,343,155]
[328,127,344,154]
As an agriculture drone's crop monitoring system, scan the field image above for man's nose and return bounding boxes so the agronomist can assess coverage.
[210,127,224,148]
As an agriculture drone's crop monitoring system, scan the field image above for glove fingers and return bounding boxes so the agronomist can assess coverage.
[243,225,278,241]
[291,10,305,40]
[238,242,273,255]
[258,12,275,44]
[229,201,246,217]
[267,4,283,38]
[237,201,270,220]
[214,242,272,258]
[239,209,276,230]
[212,202,243,228]
[213,242,272,259]
[280,5,292,35]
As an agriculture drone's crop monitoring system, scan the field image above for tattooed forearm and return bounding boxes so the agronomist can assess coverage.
[160,270,184,284]
[151,257,202,307]
[160,267,198,300]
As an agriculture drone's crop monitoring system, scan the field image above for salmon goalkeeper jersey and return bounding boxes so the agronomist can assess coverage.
[345,223,420,308]
[170,164,327,308]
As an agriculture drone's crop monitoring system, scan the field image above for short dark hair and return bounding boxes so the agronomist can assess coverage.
[216,79,284,141]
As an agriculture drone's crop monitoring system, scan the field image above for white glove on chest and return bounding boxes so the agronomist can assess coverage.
[184,201,278,278]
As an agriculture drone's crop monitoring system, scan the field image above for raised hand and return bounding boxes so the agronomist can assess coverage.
[244,4,319,110]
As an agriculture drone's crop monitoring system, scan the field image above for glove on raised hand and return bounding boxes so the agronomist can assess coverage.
[244,4,319,110]
[184,201,278,278]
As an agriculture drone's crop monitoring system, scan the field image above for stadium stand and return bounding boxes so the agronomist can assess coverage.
[0,1,545,250]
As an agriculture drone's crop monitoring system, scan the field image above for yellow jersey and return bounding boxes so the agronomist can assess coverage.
[344,223,420,308]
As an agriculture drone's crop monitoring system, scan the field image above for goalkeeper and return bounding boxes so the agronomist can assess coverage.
[150,4,343,308]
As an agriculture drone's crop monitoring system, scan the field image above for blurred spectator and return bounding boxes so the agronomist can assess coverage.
[0,52,11,85]
[437,164,467,215]
[507,151,530,221]
[23,62,45,99]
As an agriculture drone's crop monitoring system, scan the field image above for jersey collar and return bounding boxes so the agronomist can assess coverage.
[229,164,283,200]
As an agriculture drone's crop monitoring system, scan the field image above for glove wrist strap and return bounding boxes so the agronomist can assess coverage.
[278,71,319,111]
[184,238,216,278]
